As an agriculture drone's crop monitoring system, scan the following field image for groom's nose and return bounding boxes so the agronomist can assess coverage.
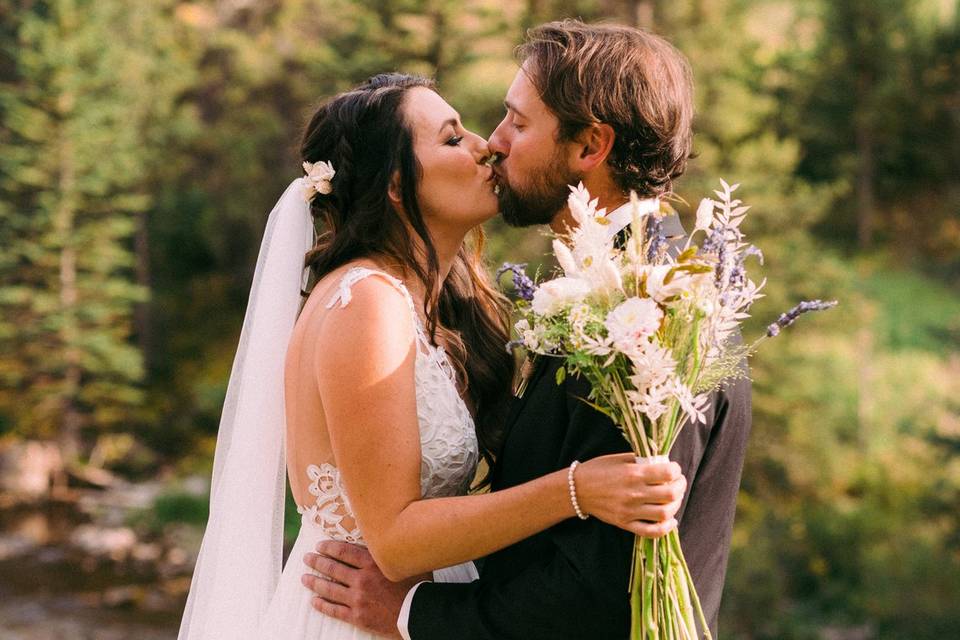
[463,130,490,164]
[487,118,510,159]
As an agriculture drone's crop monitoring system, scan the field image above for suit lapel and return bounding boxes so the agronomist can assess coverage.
[492,355,554,486]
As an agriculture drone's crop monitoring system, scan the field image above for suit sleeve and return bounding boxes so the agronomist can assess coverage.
[407,361,752,640]
[670,372,752,635]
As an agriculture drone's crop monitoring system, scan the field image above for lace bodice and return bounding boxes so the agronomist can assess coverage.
[296,267,479,543]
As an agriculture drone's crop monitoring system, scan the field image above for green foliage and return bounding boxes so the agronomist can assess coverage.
[134,485,303,543]
[152,491,210,528]
[0,0,193,456]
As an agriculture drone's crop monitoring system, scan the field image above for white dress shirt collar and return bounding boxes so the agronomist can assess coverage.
[602,197,661,239]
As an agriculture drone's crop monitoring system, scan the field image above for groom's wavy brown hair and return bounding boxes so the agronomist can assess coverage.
[299,74,513,486]
[517,20,695,197]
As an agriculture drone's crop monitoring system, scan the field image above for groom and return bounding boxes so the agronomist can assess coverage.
[304,21,751,639]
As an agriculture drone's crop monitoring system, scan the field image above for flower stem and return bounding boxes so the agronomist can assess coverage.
[669,530,712,640]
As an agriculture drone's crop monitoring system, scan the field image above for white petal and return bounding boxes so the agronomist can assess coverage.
[553,239,579,277]
[694,198,714,233]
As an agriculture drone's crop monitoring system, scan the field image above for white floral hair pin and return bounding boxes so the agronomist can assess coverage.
[302,160,336,202]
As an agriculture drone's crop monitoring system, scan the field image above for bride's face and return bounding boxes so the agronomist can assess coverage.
[402,88,498,232]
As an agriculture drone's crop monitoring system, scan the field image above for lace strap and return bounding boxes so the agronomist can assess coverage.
[324,266,432,341]
[325,266,416,312]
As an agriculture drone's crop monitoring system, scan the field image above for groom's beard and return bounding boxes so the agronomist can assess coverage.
[497,151,581,228]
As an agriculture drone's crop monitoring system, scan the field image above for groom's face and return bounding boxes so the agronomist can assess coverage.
[488,66,581,228]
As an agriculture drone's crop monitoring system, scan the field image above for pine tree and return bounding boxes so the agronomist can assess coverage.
[0,0,190,465]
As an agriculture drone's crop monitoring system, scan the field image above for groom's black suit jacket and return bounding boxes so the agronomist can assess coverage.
[408,218,752,639]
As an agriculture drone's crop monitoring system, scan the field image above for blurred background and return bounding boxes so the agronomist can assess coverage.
[0,1,957,638]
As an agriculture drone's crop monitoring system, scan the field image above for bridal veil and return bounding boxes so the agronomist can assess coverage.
[178,178,315,639]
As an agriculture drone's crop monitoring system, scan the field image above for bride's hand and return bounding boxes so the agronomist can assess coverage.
[573,453,686,538]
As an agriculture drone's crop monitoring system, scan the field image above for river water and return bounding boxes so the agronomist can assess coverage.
[0,501,186,639]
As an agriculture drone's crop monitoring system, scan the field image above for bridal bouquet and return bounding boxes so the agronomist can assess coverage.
[498,181,835,639]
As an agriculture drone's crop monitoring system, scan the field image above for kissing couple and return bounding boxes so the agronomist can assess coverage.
[178,19,751,640]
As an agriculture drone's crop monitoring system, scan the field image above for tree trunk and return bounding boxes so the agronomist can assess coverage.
[855,114,876,249]
[134,210,153,372]
[633,0,655,29]
[426,9,448,83]
[523,0,545,30]
[55,4,82,469]
[56,131,83,469]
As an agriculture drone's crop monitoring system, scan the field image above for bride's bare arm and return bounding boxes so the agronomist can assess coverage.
[314,277,683,582]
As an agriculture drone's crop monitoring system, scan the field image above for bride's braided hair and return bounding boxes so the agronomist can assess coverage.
[300,73,513,485]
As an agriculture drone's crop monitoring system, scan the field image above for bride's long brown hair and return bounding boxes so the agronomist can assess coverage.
[300,73,513,485]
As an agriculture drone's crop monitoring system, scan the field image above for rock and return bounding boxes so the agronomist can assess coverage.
[0,440,63,498]
[132,543,163,563]
[69,525,137,560]
[102,585,144,608]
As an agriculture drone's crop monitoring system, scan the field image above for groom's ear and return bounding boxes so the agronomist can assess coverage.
[571,123,616,173]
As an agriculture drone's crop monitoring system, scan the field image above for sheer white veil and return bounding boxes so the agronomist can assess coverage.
[178,178,315,639]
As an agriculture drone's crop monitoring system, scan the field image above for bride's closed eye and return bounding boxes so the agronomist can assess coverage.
[445,135,464,146]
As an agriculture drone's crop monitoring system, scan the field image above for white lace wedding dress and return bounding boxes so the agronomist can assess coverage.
[257,267,480,639]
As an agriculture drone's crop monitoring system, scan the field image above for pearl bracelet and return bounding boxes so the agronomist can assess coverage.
[567,460,589,520]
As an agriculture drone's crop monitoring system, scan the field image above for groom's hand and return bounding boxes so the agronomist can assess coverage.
[302,540,427,638]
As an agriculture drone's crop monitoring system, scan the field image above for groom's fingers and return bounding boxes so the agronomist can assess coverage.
[302,573,352,606]
[311,595,353,622]
[316,540,374,569]
[303,552,356,586]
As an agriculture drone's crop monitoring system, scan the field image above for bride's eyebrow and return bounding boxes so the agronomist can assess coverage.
[437,117,460,135]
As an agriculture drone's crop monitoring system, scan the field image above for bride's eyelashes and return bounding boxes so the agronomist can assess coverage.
[445,135,464,146]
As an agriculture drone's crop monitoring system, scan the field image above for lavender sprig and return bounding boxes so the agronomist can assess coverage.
[698,227,724,256]
[727,246,763,293]
[505,338,526,354]
[496,262,536,301]
[766,299,839,337]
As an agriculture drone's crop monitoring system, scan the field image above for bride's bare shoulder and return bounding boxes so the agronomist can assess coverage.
[302,261,416,359]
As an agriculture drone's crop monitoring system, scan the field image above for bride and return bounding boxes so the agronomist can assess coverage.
[178,73,686,640]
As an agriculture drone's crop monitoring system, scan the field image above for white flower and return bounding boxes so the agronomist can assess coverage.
[302,160,336,201]
[515,318,545,351]
[568,303,592,327]
[642,265,690,304]
[668,377,709,425]
[562,184,620,294]
[605,298,663,354]
[694,198,715,234]
[580,333,614,357]
[626,381,672,422]
[531,277,590,316]
[696,298,715,317]
[553,239,579,277]
[627,341,676,391]
[594,258,623,293]
[567,182,603,225]
[567,303,594,348]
